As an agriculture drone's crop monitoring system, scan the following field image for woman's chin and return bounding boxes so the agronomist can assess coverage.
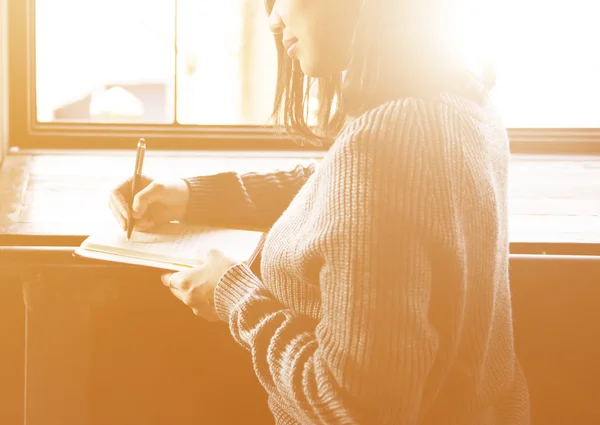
[297,54,346,78]
[295,56,313,77]
[298,60,332,78]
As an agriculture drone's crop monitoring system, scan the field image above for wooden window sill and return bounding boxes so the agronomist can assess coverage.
[0,150,599,256]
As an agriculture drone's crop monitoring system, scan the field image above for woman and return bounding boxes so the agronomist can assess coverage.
[110,0,530,423]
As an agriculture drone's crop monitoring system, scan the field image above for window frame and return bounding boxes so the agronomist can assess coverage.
[7,0,600,154]
[0,0,8,164]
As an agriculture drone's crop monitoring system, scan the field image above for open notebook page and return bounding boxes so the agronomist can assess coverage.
[78,221,265,267]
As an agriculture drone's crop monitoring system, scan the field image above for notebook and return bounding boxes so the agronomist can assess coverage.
[74,222,266,271]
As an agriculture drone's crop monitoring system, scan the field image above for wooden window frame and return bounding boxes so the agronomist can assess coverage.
[0,0,8,164]
[6,0,600,155]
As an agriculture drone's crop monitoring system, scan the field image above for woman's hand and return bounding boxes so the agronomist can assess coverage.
[161,250,237,321]
[109,175,191,232]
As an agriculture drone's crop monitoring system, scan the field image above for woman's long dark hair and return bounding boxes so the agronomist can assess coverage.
[265,0,496,146]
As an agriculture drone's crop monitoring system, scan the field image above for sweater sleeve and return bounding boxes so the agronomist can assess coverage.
[182,162,316,229]
[214,102,442,424]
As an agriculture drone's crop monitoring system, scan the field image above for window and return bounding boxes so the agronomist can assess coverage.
[484,0,600,129]
[35,0,277,126]
[7,0,600,152]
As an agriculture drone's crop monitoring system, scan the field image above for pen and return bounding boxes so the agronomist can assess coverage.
[127,138,146,240]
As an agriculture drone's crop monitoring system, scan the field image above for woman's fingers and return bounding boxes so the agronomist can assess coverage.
[135,218,155,231]
[167,269,195,291]
[109,190,129,218]
[161,271,190,291]
[110,188,157,231]
[132,182,165,219]
[108,176,165,233]
[192,306,220,322]
[161,269,220,321]
[108,194,127,231]
[162,270,207,302]
[161,273,175,288]
[170,286,193,305]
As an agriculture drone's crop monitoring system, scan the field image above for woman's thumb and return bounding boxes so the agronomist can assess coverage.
[132,182,163,218]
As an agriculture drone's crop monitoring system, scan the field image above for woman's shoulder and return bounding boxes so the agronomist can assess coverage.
[335,94,488,157]
[325,92,506,188]
[350,93,488,135]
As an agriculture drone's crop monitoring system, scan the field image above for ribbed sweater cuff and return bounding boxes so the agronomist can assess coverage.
[182,174,230,223]
[214,263,262,323]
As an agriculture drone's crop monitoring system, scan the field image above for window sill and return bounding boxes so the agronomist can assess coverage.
[0,149,599,256]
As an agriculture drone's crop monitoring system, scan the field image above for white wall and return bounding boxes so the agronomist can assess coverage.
[0,0,8,165]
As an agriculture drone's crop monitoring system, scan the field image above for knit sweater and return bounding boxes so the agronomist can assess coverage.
[183,94,530,425]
